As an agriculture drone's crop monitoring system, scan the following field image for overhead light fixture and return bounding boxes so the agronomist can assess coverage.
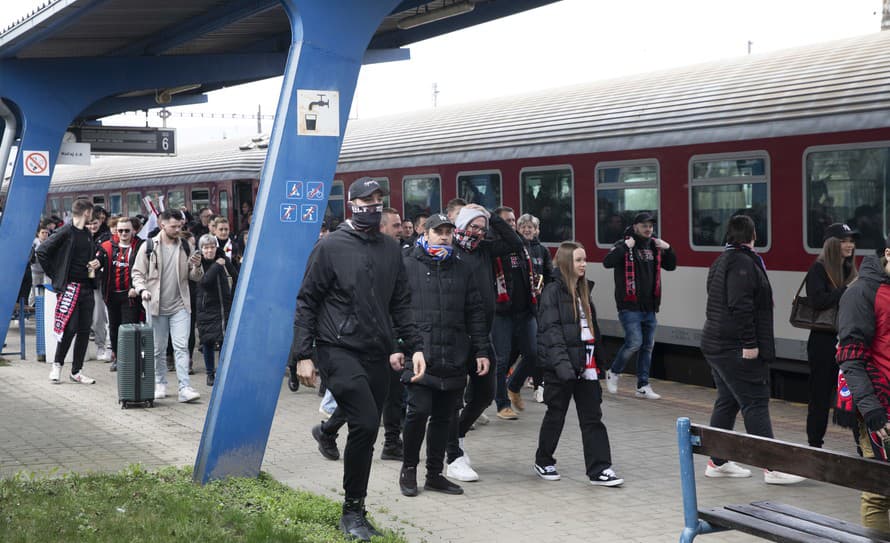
[155,84,202,105]
[397,1,475,30]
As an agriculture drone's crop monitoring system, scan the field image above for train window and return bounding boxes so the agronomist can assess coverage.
[109,194,122,215]
[595,161,658,246]
[92,195,105,207]
[167,190,185,212]
[50,198,61,217]
[191,189,210,213]
[520,166,574,244]
[805,144,890,253]
[457,171,502,209]
[127,193,142,215]
[689,153,769,250]
[219,190,229,221]
[402,176,442,221]
[62,197,73,214]
[326,180,345,228]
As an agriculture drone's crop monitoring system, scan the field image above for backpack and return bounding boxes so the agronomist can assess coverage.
[145,236,190,259]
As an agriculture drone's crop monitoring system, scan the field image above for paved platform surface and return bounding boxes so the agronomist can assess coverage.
[0,320,869,542]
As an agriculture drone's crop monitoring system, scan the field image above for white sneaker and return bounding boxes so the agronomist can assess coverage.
[705,460,751,478]
[99,349,113,362]
[178,386,200,403]
[534,464,560,481]
[476,413,490,426]
[318,406,333,420]
[154,383,167,400]
[635,384,661,400]
[49,362,62,383]
[534,386,544,403]
[764,470,806,485]
[605,370,619,394]
[69,372,96,384]
[446,455,479,482]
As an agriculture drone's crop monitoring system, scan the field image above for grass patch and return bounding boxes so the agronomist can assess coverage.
[0,357,11,366]
[0,466,405,543]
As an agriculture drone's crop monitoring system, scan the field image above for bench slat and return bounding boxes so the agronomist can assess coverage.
[690,424,890,496]
[726,503,880,543]
[752,501,890,542]
[699,507,839,543]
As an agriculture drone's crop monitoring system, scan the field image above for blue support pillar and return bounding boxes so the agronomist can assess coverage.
[194,0,402,483]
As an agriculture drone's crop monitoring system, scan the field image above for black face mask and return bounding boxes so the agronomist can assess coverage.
[350,204,383,231]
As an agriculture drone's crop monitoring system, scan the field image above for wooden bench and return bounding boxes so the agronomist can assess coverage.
[677,417,890,543]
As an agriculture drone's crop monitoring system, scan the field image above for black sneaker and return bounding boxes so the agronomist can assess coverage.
[400,466,418,497]
[311,423,340,461]
[534,464,561,481]
[109,361,117,372]
[380,443,403,461]
[339,505,373,542]
[590,468,624,487]
[424,473,463,495]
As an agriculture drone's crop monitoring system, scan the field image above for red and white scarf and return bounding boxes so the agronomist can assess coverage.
[53,283,82,342]
[623,238,662,302]
[494,247,537,306]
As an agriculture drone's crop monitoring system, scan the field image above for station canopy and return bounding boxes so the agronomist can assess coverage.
[0,0,560,121]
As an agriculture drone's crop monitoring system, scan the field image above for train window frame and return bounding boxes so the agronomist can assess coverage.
[802,141,890,256]
[190,188,211,214]
[402,174,442,221]
[328,179,345,227]
[594,159,659,249]
[519,164,575,247]
[688,151,771,253]
[92,194,106,208]
[126,192,142,216]
[108,193,122,215]
[455,169,503,210]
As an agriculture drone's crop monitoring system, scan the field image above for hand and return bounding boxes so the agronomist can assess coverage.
[389,352,405,371]
[87,259,100,270]
[624,237,635,249]
[410,351,426,383]
[654,238,670,250]
[216,258,226,266]
[141,290,151,301]
[296,359,318,388]
[189,253,201,266]
[742,348,759,360]
[877,422,890,439]
[476,357,490,376]
[128,288,138,298]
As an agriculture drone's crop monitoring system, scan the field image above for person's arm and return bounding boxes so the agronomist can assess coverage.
[659,245,678,271]
[541,247,554,285]
[602,241,628,269]
[464,278,489,361]
[725,258,757,350]
[537,284,575,381]
[200,261,221,287]
[837,284,886,431]
[291,244,332,362]
[131,242,149,296]
[486,215,524,257]
[389,255,426,381]
[806,262,845,310]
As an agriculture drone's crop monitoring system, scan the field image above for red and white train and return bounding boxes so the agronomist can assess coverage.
[48,31,890,397]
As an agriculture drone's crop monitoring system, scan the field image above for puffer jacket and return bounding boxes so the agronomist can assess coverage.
[196,256,238,346]
[402,245,488,390]
[526,236,554,288]
[536,271,605,381]
[836,256,890,433]
[700,246,775,360]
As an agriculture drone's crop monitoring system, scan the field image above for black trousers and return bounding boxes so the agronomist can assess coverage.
[535,377,612,478]
[446,354,495,462]
[316,346,389,501]
[54,285,94,374]
[705,350,773,464]
[806,331,838,447]
[106,291,142,357]
[403,383,462,475]
[382,366,405,447]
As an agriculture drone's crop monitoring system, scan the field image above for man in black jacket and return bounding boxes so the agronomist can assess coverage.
[602,211,676,399]
[700,215,803,484]
[36,198,101,385]
[292,177,426,542]
[398,213,489,497]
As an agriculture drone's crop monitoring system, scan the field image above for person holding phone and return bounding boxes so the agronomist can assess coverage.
[132,210,204,403]
[836,234,890,531]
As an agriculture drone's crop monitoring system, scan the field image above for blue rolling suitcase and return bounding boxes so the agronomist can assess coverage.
[117,323,155,408]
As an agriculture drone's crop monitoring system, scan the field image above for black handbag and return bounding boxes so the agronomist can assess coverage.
[789,277,837,332]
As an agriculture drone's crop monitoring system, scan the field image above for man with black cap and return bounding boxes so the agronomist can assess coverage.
[292,176,426,542]
[398,213,489,497]
[603,211,677,399]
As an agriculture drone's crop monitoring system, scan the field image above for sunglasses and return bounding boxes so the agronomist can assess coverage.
[117,229,131,233]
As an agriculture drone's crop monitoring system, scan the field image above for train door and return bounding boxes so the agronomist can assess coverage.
[233,181,253,231]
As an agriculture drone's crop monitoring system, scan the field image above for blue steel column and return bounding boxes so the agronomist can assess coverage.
[194,0,401,483]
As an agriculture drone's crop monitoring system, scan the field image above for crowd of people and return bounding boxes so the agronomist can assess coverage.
[34,200,245,402]
[290,178,889,541]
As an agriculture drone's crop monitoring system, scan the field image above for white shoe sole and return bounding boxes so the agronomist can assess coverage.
[590,478,624,487]
[446,468,479,482]
[705,469,751,478]
[534,466,560,481]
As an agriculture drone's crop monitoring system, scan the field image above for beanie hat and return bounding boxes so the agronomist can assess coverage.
[456,207,488,230]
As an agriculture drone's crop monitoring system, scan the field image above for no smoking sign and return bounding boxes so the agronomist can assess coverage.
[22,150,50,176]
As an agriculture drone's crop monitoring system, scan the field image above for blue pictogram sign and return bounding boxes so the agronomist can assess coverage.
[280,203,298,222]
[307,182,324,200]
[300,204,319,223]
[286,181,303,199]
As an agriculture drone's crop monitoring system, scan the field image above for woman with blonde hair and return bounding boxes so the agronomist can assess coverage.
[805,223,858,447]
[534,241,622,486]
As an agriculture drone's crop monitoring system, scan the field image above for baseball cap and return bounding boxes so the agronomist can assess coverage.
[425,213,455,230]
[348,177,389,200]
[822,223,859,243]
[633,211,657,225]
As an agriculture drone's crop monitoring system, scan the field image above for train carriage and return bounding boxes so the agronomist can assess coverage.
[47,31,890,399]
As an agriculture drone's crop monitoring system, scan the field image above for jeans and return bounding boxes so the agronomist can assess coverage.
[446,353,496,462]
[29,271,45,306]
[92,289,111,351]
[705,349,773,465]
[492,312,537,410]
[611,310,657,388]
[152,309,191,390]
[201,342,216,373]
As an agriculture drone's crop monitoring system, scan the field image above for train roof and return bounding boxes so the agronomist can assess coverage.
[50,30,890,191]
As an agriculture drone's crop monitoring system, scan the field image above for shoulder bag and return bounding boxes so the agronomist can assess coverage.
[789,276,837,332]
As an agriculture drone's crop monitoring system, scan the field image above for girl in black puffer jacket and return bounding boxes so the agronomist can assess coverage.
[534,241,623,487]
[196,234,238,386]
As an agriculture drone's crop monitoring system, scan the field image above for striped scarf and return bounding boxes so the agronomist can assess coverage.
[494,247,538,306]
[623,238,662,302]
[53,282,82,342]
